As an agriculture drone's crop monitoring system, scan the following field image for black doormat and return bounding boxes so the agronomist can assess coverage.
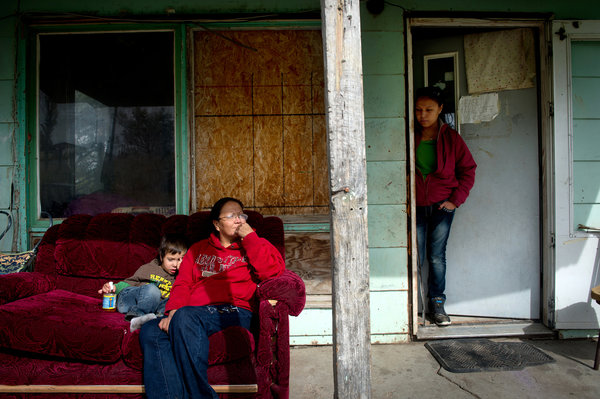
[425,338,555,373]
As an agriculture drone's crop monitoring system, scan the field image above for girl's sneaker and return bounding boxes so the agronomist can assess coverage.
[431,297,451,326]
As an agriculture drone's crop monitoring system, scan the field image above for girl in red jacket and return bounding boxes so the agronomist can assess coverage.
[415,87,477,327]
[140,197,285,399]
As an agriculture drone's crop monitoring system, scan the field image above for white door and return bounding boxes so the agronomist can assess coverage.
[446,87,540,319]
[410,23,546,320]
[552,20,600,329]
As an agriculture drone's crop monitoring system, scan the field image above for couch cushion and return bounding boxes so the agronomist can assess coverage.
[208,325,256,365]
[0,347,255,388]
[0,271,55,306]
[0,349,142,386]
[54,213,164,279]
[123,325,256,371]
[0,289,257,369]
[55,238,157,279]
[0,290,129,363]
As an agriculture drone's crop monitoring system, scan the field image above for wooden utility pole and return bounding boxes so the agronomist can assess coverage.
[320,0,371,398]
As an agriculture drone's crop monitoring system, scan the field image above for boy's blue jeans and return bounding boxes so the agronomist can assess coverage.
[117,284,167,317]
[416,202,455,301]
[139,304,253,399]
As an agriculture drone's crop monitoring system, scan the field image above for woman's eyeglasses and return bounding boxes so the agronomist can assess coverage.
[219,213,248,221]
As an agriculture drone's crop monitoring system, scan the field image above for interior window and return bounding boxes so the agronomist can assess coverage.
[37,31,175,218]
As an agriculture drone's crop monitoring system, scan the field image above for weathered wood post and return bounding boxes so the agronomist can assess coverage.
[320,1,371,398]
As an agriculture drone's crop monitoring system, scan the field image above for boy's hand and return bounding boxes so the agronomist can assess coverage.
[98,281,115,294]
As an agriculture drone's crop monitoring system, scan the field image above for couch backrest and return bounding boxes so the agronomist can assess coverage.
[35,211,284,298]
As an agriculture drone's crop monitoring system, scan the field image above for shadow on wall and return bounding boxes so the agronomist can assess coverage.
[558,302,600,330]
[554,232,600,329]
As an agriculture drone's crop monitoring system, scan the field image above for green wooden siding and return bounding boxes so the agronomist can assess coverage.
[370,247,409,291]
[290,290,410,345]
[361,3,409,342]
[365,118,406,161]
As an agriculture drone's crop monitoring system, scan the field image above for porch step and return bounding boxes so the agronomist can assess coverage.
[416,321,554,340]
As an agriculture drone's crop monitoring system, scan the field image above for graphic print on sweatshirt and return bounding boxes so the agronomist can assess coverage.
[149,274,174,298]
[195,252,248,277]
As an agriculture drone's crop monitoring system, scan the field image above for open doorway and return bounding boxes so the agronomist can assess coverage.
[407,18,553,339]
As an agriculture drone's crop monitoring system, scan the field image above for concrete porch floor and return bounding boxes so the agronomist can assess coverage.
[289,338,600,398]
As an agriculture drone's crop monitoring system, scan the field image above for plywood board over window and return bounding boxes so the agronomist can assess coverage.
[193,30,329,215]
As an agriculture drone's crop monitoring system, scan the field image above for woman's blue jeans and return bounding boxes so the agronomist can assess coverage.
[117,284,167,317]
[139,304,253,399]
[416,203,455,300]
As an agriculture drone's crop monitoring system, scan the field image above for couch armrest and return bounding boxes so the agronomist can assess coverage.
[255,270,305,399]
[256,270,306,316]
[0,272,55,306]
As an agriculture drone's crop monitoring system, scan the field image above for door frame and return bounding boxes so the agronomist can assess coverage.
[406,17,554,335]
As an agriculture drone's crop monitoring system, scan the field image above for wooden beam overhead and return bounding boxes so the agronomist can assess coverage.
[320,0,372,398]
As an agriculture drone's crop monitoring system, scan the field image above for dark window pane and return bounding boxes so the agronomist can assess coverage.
[38,32,175,218]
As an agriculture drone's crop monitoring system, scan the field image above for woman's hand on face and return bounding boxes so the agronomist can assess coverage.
[158,310,176,333]
[236,222,253,239]
[439,201,457,211]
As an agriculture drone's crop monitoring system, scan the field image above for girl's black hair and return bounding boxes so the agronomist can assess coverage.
[415,86,444,106]
[209,197,244,222]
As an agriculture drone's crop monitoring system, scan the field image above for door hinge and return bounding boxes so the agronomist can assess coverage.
[549,102,554,117]
[549,233,555,248]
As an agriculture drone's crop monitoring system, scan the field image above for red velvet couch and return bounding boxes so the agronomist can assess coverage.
[0,211,305,398]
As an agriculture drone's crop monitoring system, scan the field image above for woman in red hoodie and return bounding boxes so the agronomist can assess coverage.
[415,87,476,327]
[140,197,285,399]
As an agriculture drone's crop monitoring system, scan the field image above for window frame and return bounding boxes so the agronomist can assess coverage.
[423,51,460,130]
[24,24,189,232]
[552,21,600,238]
